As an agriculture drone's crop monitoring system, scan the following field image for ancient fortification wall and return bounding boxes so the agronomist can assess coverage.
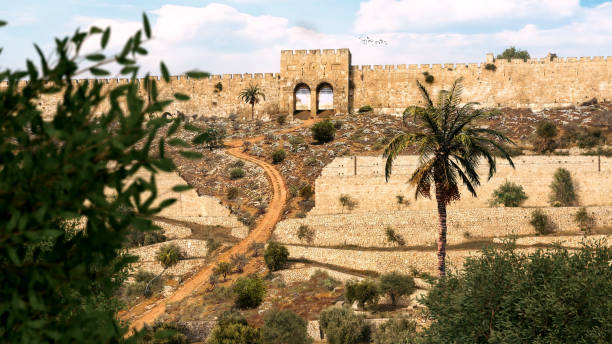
[311,155,612,215]
[10,49,612,119]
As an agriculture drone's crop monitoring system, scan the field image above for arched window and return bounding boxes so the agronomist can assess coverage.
[294,84,311,111]
[317,83,333,111]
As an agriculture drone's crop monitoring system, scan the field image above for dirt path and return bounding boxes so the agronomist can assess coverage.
[121,118,316,332]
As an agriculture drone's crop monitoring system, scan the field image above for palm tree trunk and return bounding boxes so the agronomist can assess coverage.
[144,267,166,297]
[251,103,255,121]
[435,187,448,277]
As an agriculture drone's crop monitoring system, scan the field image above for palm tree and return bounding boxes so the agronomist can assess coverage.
[238,84,266,120]
[383,78,515,276]
[144,243,183,296]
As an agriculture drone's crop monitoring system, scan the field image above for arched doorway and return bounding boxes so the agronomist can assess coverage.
[294,83,311,119]
[317,83,333,115]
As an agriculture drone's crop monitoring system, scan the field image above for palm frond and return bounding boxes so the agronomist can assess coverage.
[383,133,420,181]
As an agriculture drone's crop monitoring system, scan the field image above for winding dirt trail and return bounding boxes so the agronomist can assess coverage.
[121,119,316,332]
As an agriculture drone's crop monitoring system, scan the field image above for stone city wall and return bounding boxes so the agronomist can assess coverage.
[312,155,612,215]
[275,206,612,247]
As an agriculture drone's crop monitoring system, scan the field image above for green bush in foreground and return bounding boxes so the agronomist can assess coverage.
[319,307,370,344]
[261,309,312,344]
[207,310,262,344]
[489,181,528,207]
[271,149,287,164]
[420,243,612,343]
[264,242,289,271]
[529,209,555,235]
[232,276,266,309]
[372,318,419,344]
[311,120,336,143]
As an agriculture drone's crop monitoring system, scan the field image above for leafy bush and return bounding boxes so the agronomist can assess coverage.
[232,276,267,309]
[230,168,246,179]
[484,63,497,71]
[264,242,289,271]
[271,149,287,164]
[311,120,336,143]
[288,136,304,147]
[299,184,314,200]
[319,307,370,344]
[574,207,595,234]
[339,194,358,212]
[549,167,577,206]
[214,82,223,93]
[197,126,227,150]
[214,261,233,281]
[424,74,434,83]
[249,242,265,257]
[231,253,249,273]
[304,157,317,166]
[420,243,611,343]
[139,322,188,344]
[358,105,373,113]
[529,209,555,235]
[276,114,287,125]
[533,120,558,153]
[261,309,312,344]
[378,272,415,307]
[226,187,240,200]
[385,228,405,246]
[345,279,379,309]
[497,46,530,61]
[207,310,262,344]
[156,244,184,269]
[489,181,528,207]
[372,318,419,344]
[297,225,315,243]
[577,128,604,148]
[288,185,300,198]
[127,227,167,248]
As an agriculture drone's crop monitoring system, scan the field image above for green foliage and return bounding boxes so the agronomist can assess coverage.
[574,207,595,234]
[207,310,262,344]
[230,168,246,179]
[276,114,287,125]
[529,209,555,235]
[358,105,373,113]
[319,307,370,344]
[297,225,315,243]
[0,14,209,342]
[484,63,497,71]
[372,318,419,344]
[239,84,266,120]
[194,126,226,150]
[311,120,336,143]
[549,167,577,206]
[261,309,312,344]
[231,160,245,168]
[489,181,528,207]
[339,194,358,212]
[424,74,434,83]
[232,275,267,309]
[288,136,304,147]
[378,272,415,307]
[226,187,240,200]
[214,82,223,93]
[577,127,604,148]
[230,253,249,273]
[271,149,287,164]
[156,244,183,269]
[420,243,612,343]
[299,184,314,200]
[345,279,379,309]
[125,270,162,297]
[139,322,188,344]
[214,261,233,281]
[264,242,289,271]
[385,228,405,246]
[497,46,530,61]
[127,226,167,248]
[534,120,558,153]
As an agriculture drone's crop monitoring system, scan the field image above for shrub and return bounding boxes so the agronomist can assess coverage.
[231,160,245,168]
[372,318,419,344]
[378,272,415,307]
[358,105,373,113]
[549,168,577,206]
[304,157,317,166]
[489,181,528,207]
[207,311,262,344]
[338,194,358,212]
[249,242,265,257]
[574,207,595,234]
[276,114,287,125]
[127,227,167,248]
[385,228,405,246]
[497,46,530,61]
[333,120,343,129]
[299,184,314,200]
[530,209,554,235]
[345,279,379,309]
[231,253,249,273]
[533,120,558,153]
[288,136,304,147]
[232,276,266,309]
[226,187,240,200]
[264,242,289,271]
[197,126,227,150]
[215,261,233,281]
[262,309,312,344]
[230,168,246,180]
[424,74,434,83]
[214,82,223,93]
[288,185,300,198]
[420,243,611,343]
[297,225,315,244]
[484,63,497,71]
[319,307,370,344]
[140,322,188,344]
[271,149,287,164]
[577,128,604,149]
[311,120,336,143]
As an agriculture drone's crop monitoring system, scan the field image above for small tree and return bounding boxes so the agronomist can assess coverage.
[231,253,249,273]
[385,228,405,246]
[497,46,530,61]
[534,120,558,153]
[232,275,267,309]
[208,273,220,291]
[549,168,577,206]
[372,318,419,344]
[271,149,287,164]
[207,310,262,344]
[345,279,379,309]
[530,209,555,235]
[264,242,289,271]
[489,181,528,207]
[215,261,234,281]
[238,84,266,120]
[146,244,184,296]
[261,309,312,344]
[339,194,358,213]
[311,120,336,143]
[297,225,315,243]
[378,272,415,307]
[574,207,595,234]
[319,307,370,344]
[249,242,265,257]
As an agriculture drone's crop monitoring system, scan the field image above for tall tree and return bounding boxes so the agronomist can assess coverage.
[238,84,266,120]
[383,78,514,276]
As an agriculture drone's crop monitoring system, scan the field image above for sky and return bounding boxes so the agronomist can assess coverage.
[1,0,612,76]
